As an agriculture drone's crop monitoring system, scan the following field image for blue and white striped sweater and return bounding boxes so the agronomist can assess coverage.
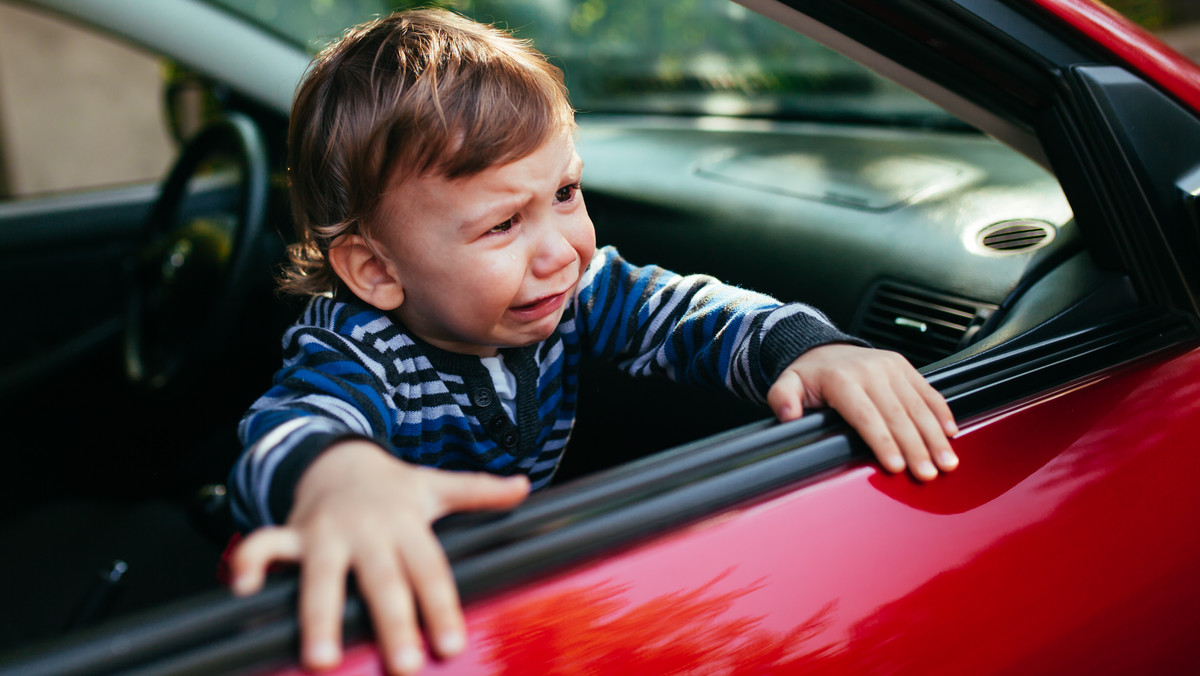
[230,246,861,528]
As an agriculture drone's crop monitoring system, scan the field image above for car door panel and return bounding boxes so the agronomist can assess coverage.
[391,344,1200,675]
[0,182,155,393]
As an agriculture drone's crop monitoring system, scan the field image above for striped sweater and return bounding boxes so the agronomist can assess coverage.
[229,246,862,528]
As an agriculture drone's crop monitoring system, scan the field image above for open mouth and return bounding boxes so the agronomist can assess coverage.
[510,290,568,320]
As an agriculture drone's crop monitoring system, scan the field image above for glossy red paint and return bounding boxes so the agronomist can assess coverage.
[307,344,1200,675]
[1028,0,1200,113]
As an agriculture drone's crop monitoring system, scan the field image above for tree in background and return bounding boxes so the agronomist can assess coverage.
[1105,0,1200,30]
[1107,0,1168,29]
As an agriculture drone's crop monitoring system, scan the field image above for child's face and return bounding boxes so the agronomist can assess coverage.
[374,130,595,357]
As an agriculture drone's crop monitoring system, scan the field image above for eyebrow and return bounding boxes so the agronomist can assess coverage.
[460,153,586,232]
[460,191,528,234]
[566,154,585,179]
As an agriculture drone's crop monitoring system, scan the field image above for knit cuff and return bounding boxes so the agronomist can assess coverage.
[758,310,871,384]
[266,430,374,524]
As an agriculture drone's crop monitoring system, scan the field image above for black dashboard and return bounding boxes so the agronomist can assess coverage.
[576,115,1075,367]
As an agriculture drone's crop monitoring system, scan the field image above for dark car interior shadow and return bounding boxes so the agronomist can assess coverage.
[0,283,290,650]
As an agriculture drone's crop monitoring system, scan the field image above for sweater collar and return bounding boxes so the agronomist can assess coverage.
[330,292,537,376]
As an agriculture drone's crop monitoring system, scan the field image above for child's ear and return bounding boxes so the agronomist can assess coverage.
[327,234,405,311]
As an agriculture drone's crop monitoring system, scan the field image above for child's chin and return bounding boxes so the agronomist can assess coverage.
[514,329,556,347]
[508,323,560,348]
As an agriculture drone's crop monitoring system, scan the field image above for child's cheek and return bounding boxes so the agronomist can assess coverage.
[574,216,597,272]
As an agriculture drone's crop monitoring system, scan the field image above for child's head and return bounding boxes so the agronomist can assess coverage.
[282,8,576,298]
[282,8,594,357]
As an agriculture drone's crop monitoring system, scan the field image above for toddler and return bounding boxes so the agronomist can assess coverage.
[228,9,958,675]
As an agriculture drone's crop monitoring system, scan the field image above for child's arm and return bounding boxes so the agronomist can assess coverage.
[767,343,959,480]
[229,439,529,676]
[575,249,956,479]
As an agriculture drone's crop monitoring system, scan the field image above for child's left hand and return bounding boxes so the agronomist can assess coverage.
[767,343,959,481]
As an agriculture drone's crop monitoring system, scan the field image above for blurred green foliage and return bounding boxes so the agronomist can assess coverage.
[200,0,960,122]
[1106,0,1169,29]
[1105,0,1200,30]
[225,0,1198,50]
[216,0,860,95]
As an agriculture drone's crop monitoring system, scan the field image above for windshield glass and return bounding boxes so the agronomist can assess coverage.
[207,0,957,126]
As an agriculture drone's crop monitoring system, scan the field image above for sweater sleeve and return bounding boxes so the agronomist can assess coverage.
[228,306,396,530]
[575,246,868,404]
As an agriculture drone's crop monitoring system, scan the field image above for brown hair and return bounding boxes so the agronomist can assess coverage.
[281,8,574,296]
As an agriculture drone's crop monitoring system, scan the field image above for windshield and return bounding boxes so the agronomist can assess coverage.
[207,0,957,126]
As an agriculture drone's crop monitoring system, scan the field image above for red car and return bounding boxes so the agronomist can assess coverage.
[1,0,1198,673]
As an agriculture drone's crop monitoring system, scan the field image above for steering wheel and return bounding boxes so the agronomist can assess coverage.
[125,113,268,388]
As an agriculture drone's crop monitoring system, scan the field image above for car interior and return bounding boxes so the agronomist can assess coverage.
[0,0,1164,662]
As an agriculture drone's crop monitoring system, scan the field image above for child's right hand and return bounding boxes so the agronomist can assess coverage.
[228,440,530,675]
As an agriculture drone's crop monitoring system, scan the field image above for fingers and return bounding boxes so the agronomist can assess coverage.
[903,368,959,471]
[851,361,958,481]
[253,461,529,676]
[879,381,948,480]
[401,526,466,659]
[780,345,959,481]
[824,379,909,475]
[353,538,425,674]
[766,369,805,422]
[229,527,302,596]
[296,522,463,676]
[298,537,351,671]
[907,367,959,437]
[392,469,526,662]
[229,526,358,672]
[356,522,472,675]
[426,470,531,516]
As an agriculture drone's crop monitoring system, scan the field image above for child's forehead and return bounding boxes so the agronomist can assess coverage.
[377,131,581,229]
[399,130,580,190]
[453,135,581,206]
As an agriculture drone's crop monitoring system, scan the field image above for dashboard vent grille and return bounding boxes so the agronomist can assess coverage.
[856,282,997,366]
[978,220,1055,253]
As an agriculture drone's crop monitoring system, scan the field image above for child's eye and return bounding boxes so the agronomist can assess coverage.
[554,182,581,204]
[489,219,513,235]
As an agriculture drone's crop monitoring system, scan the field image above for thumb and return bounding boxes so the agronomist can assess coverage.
[427,470,531,517]
[767,369,805,422]
[228,527,302,596]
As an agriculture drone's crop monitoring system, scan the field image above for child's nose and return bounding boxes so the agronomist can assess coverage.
[531,224,578,278]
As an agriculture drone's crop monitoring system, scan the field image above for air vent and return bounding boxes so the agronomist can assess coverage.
[977,220,1055,253]
[855,282,998,366]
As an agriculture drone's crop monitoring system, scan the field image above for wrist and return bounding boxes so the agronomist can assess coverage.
[276,434,386,521]
[296,439,393,494]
